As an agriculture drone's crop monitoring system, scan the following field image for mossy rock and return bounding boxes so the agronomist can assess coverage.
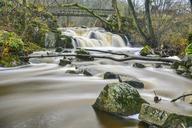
[139,103,192,127]
[75,49,94,61]
[133,63,146,68]
[140,45,153,56]
[93,83,147,116]
[59,59,71,66]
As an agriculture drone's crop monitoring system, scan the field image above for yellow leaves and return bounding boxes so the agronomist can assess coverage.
[36,5,45,12]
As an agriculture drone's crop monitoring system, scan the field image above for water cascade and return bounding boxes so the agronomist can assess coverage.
[59,27,130,48]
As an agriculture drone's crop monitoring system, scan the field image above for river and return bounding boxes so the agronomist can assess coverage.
[0,27,191,128]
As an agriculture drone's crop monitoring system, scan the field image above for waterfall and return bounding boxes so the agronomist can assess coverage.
[59,27,130,48]
[45,32,56,48]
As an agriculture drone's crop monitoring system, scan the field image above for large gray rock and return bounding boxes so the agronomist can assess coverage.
[139,103,192,128]
[93,83,147,116]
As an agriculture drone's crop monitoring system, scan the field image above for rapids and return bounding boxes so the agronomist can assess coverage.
[0,28,192,128]
[59,27,130,48]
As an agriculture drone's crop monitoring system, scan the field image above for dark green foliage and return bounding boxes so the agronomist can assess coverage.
[188,32,192,44]
[185,43,192,55]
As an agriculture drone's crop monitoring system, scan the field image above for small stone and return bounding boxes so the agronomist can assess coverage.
[103,72,118,79]
[93,83,147,116]
[124,80,144,89]
[133,63,146,68]
[171,61,180,69]
[55,47,63,52]
[181,72,192,79]
[83,69,93,76]
[59,59,71,66]
[155,64,162,68]
[65,70,79,74]
[176,65,187,75]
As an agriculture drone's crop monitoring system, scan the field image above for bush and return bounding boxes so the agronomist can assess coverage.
[0,31,24,53]
[185,43,192,55]
[161,33,188,56]
[0,31,24,67]
[188,32,192,44]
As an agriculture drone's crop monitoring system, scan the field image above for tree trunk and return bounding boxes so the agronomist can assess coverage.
[112,0,122,32]
[127,0,148,43]
[190,0,192,13]
[145,0,158,48]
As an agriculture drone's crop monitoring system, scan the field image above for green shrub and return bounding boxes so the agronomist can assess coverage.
[188,32,192,44]
[0,31,24,67]
[0,31,24,52]
[185,43,192,55]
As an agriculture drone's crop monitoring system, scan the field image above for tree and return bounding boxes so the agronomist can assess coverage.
[112,0,122,32]
[127,0,158,48]
[190,0,192,12]
[145,0,157,47]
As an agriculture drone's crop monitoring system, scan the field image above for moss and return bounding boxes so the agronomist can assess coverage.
[140,45,153,56]
[93,83,147,116]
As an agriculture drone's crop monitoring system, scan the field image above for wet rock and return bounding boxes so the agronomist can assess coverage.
[75,49,94,61]
[139,103,192,127]
[181,72,192,79]
[59,59,71,66]
[55,47,63,52]
[176,65,187,75]
[81,25,87,28]
[65,70,79,74]
[103,72,118,79]
[124,80,144,89]
[133,63,146,68]
[155,64,162,68]
[93,83,147,116]
[83,69,93,76]
[140,45,153,56]
[171,61,180,69]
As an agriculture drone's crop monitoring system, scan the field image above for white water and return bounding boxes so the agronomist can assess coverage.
[59,27,130,48]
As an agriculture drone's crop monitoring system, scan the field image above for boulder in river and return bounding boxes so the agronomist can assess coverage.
[103,72,119,79]
[75,49,94,61]
[59,59,71,66]
[133,63,146,68]
[140,45,153,56]
[93,83,147,116]
[139,103,192,127]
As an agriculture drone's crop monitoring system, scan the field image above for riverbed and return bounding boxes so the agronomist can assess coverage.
[0,49,192,128]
